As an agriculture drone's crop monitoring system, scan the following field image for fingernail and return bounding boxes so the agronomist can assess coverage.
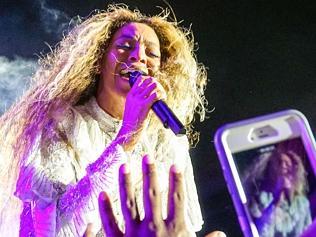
[122,164,130,174]
[216,231,226,237]
[119,163,130,175]
[144,155,154,164]
[99,192,107,201]
[171,164,181,174]
[86,223,94,230]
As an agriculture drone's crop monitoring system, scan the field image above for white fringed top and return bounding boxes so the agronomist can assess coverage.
[15,97,203,236]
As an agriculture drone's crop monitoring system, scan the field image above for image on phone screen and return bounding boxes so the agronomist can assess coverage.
[232,137,316,237]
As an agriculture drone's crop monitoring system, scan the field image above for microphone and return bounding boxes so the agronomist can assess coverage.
[129,71,186,136]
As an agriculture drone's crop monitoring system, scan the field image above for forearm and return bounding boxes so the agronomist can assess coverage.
[17,140,126,236]
[57,142,126,231]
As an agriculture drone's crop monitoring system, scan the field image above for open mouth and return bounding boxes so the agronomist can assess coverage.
[119,68,148,79]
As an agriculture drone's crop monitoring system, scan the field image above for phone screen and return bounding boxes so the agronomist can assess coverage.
[232,137,316,237]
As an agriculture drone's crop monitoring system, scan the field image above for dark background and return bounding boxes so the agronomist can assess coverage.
[1,0,316,236]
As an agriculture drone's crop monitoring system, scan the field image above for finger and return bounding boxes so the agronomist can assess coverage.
[139,77,153,88]
[167,165,185,222]
[205,231,227,237]
[142,155,162,223]
[98,192,123,237]
[83,223,95,237]
[119,164,138,224]
[144,91,158,105]
[139,82,157,98]
[154,80,167,101]
[130,75,143,94]
[134,78,154,96]
[141,78,166,101]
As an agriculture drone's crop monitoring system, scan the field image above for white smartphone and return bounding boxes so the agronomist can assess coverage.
[214,110,316,237]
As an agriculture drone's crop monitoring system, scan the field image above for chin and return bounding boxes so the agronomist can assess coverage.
[115,77,131,93]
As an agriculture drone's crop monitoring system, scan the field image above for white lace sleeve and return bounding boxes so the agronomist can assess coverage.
[172,136,204,232]
[15,138,126,237]
[183,154,204,232]
[58,141,126,235]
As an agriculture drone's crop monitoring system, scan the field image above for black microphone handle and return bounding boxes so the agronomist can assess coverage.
[129,71,186,136]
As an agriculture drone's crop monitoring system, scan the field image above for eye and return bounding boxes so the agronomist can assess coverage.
[148,52,160,58]
[146,49,160,58]
[116,43,132,50]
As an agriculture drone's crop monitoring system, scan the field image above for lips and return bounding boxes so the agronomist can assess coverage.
[119,68,148,78]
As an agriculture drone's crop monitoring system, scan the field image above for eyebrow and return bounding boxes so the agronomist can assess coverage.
[116,34,160,48]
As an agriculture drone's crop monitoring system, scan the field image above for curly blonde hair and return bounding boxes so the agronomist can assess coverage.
[0,4,208,227]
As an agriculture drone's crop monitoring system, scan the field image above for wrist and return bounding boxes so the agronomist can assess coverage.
[115,125,140,152]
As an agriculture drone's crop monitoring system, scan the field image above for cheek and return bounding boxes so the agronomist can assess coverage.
[148,60,160,73]
[110,50,129,65]
[101,51,121,70]
[106,53,119,67]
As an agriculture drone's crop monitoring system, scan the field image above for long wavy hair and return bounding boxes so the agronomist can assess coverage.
[0,4,208,228]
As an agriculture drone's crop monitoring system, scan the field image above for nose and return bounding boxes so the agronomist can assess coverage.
[128,44,147,64]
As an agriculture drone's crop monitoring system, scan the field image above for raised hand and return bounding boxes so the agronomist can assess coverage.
[98,155,194,237]
[115,75,166,151]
